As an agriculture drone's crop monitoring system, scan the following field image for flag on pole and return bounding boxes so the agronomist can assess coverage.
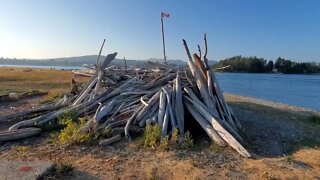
[161,12,170,18]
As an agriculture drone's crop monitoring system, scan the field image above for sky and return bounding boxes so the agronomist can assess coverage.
[0,0,320,62]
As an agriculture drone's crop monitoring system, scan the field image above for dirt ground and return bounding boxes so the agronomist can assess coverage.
[0,94,320,180]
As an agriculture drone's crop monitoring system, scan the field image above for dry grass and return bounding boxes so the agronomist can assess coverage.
[40,89,65,104]
[0,67,89,95]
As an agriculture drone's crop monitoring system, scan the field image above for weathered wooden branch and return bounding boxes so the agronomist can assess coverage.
[99,135,121,146]
[0,128,42,142]
[174,73,184,138]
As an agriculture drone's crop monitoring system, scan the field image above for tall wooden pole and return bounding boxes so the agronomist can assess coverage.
[124,57,127,69]
[161,17,167,63]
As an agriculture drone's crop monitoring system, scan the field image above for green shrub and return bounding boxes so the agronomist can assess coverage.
[41,110,77,131]
[57,117,98,145]
[44,132,59,144]
[284,155,294,163]
[180,131,194,149]
[160,136,169,150]
[15,145,29,157]
[171,128,179,143]
[143,124,162,148]
[58,163,74,175]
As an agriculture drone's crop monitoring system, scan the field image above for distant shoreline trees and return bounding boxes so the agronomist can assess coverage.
[213,56,320,74]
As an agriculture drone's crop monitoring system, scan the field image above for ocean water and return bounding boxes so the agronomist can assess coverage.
[216,73,320,110]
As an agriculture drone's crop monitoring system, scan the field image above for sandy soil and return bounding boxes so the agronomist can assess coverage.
[0,94,320,179]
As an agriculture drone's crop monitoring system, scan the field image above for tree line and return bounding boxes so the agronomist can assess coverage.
[213,56,320,74]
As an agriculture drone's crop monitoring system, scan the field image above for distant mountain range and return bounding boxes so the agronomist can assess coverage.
[0,55,217,67]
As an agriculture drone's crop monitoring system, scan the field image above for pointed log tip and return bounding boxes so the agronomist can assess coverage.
[182,39,187,44]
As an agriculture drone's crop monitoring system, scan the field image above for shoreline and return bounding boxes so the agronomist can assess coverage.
[224,92,320,115]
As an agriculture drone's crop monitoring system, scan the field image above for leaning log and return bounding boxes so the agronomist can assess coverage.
[184,101,227,146]
[184,97,250,158]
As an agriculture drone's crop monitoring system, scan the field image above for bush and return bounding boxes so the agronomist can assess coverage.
[58,163,74,175]
[143,124,162,148]
[57,117,98,145]
[143,125,194,150]
[160,136,169,150]
[42,110,77,131]
[171,128,179,143]
[180,131,194,149]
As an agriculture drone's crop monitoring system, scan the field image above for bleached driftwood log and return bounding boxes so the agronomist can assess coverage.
[0,104,66,123]
[157,91,167,127]
[99,135,121,146]
[174,73,184,138]
[0,128,42,142]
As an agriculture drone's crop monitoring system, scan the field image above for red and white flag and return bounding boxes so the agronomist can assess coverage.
[161,12,170,18]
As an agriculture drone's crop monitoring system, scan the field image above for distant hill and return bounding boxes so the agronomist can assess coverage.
[0,55,217,67]
[146,58,217,66]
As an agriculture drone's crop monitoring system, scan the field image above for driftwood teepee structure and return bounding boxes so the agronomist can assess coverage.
[0,34,251,158]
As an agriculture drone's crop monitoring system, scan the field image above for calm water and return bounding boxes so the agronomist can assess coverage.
[216,73,320,110]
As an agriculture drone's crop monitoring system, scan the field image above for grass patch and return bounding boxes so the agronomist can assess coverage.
[287,137,320,153]
[297,137,320,150]
[142,124,194,150]
[44,132,59,144]
[210,143,222,153]
[15,145,29,157]
[41,89,64,104]
[308,115,320,124]
[58,163,74,175]
[15,145,28,153]
[284,155,294,163]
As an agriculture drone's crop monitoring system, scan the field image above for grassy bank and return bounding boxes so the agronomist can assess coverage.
[0,67,89,96]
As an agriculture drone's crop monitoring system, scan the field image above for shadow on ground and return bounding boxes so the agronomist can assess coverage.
[229,102,320,158]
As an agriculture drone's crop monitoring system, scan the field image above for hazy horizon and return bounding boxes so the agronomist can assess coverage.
[1,0,320,62]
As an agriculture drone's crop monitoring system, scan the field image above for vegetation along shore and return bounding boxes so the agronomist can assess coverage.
[214,56,320,74]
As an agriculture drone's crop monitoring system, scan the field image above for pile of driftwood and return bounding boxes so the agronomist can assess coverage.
[0,36,251,158]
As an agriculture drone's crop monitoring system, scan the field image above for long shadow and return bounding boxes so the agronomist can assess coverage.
[229,102,320,158]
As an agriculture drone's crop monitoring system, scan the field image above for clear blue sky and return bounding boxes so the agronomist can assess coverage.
[0,0,319,62]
